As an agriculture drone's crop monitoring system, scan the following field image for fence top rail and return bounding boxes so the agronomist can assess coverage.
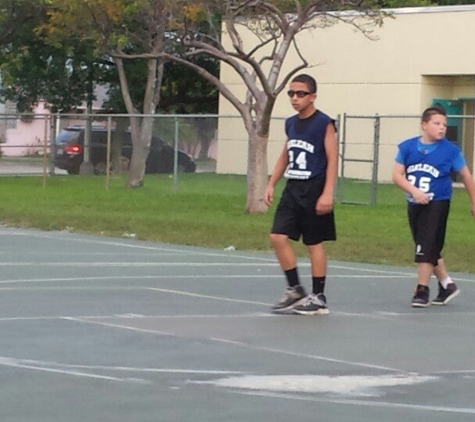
[0,112,289,120]
[343,114,475,119]
[0,112,288,119]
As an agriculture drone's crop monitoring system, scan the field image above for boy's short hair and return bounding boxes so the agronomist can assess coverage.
[422,105,447,122]
[291,74,317,93]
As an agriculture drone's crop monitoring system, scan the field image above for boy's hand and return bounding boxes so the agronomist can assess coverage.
[412,189,431,205]
[264,185,274,207]
[316,192,334,215]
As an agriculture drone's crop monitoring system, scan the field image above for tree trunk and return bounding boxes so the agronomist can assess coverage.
[126,140,149,187]
[110,119,129,175]
[198,136,212,160]
[246,129,269,213]
[126,117,154,187]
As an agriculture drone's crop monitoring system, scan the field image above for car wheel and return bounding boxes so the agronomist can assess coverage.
[184,162,196,173]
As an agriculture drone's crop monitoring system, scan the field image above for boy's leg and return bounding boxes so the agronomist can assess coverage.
[269,233,306,313]
[307,243,327,280]
[410,201,450,308]
[433,258,448,282]
[270,233,297,271]
[292,243,329,315]
[432,258,460,305]
[412,262,433,308]
[417,262,434,287]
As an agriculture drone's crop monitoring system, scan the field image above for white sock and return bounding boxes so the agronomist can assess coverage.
[440,277,453,289]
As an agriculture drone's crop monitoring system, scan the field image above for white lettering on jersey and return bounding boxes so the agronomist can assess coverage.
[285,169,312,179]
[287,139,315,153]
[406,163,440,178]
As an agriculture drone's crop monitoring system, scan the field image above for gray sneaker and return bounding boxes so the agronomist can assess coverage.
[271,285,306,313]
[432,282,460,306]
[292,293,329,315]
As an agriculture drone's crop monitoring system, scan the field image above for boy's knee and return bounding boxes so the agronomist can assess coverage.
[269,232,287,245]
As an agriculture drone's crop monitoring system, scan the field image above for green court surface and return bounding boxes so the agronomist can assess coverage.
[1,226,474,422]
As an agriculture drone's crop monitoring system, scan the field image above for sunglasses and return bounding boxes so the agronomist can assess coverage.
[287,90,312,98]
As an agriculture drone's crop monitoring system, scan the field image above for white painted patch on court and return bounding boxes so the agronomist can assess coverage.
[197,374,437,397]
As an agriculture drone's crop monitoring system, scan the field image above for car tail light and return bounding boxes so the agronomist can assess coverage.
[64,144,83,155]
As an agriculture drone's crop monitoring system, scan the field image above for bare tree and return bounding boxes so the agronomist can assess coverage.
[163,0,386,212]
[44,0,388,197]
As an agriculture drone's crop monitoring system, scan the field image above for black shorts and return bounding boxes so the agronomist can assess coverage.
[407,200,450,266]
[271,178,336,245]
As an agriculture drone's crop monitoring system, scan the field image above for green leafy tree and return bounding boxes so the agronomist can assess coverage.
[0,0,41,46]
[0,0,110,113]
[43,0,200,187]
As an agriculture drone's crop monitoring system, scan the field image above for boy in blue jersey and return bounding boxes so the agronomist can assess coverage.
[392,106,475,308]
[264,74,338,315]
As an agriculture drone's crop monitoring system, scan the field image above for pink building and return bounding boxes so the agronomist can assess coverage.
[0,102,51,157]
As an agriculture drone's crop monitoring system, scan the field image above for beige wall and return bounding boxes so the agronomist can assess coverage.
[217,5,475,181]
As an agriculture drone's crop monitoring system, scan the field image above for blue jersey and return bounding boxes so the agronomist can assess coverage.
[396,136,466,203]
[284,110,333,180]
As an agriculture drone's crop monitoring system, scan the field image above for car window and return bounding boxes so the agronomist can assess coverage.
[56,129,81,144]
[91,131,108,146]
[151,136,165,148]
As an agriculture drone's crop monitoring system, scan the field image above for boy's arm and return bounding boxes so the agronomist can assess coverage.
[316,123,338,215]
[459,166,475,217]
[392,162,431,205]
[264,144,289,207]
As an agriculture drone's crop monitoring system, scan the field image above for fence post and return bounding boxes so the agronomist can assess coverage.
[48,114,58,175]
[371,115,381,205]
[173,116,179,193]
[337,113,347,203]
[105,116,112,190]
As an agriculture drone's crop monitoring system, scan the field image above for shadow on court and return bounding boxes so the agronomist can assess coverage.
[0,226,474,422]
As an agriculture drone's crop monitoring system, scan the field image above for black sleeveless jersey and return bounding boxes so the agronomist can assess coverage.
[284,110,333,180]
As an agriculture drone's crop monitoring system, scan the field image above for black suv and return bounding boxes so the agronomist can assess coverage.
[54,125,196,175]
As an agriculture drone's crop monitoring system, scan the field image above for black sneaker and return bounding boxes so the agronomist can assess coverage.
[271,285,306,313]
[292,293,329,315]
[412,285,430,308]
[432,282,460,306]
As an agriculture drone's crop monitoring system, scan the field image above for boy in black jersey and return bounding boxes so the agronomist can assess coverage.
[264,74,338,315]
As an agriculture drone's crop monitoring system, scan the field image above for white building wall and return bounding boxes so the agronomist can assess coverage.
[217,5,475,181]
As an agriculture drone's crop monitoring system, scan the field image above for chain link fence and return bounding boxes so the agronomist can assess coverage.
[1,111,474,204]
[0,113,218,178]
[337,113,475,205]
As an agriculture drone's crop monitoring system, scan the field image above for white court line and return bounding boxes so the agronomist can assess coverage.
[1,230,279,262]
[2,252,176,257]
[63,317,177,337]
[432,369,475,375]
[0,275,279,285]
[0,356,146,383]
[231,390,475,415]
[2,310,475,325]
[0,262,282,267]
[2,283,475,325]
[0,261,473,283]
[2,273,445,287]
[2,229,475,281]
[65,316,407,374]
[146,287,475,323]
[147,287,270,306]
[2,317,474,385]
[0,313,273,322]
[0,357,243,375]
